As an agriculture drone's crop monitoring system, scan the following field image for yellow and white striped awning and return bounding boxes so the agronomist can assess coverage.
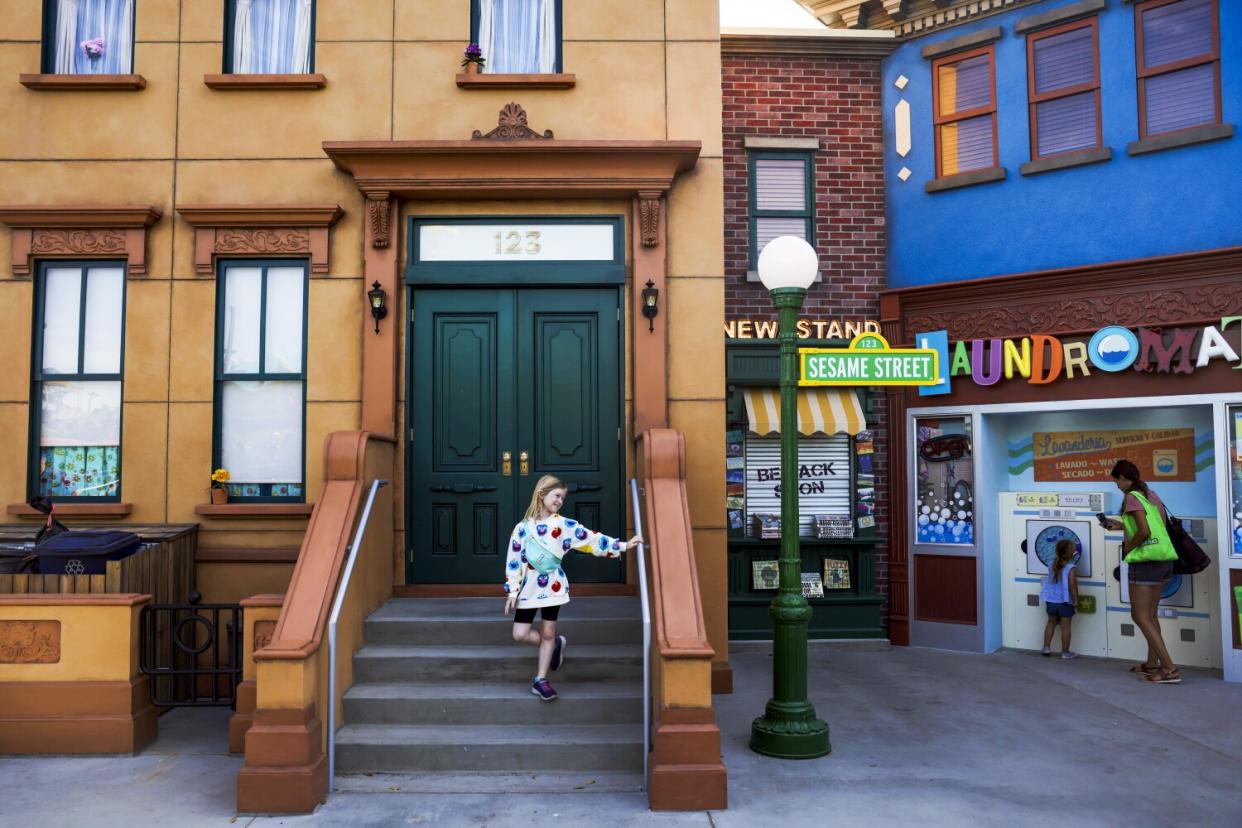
[743,387,866,436]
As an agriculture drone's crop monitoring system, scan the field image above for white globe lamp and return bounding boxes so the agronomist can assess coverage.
[757,235,818,292]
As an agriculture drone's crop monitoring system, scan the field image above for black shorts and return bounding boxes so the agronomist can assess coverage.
[513,605,560,624]
[1128,560,1174,586]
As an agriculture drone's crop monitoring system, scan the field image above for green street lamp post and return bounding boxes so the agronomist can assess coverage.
[749,235,831,760]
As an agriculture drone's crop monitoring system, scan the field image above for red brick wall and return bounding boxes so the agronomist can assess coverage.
[722,50,892,631]
[722,54,886,322]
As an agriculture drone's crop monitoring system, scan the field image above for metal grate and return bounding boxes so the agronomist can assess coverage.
[140,596,243,708]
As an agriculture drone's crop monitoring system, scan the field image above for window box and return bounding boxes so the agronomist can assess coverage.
[20,74,145,91]
[203,73,326,90]
[455,72,575,89]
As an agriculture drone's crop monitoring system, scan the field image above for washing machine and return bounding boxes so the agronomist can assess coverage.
[1000,492,1108,657]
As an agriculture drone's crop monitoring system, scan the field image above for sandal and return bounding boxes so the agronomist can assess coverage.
[1129,663,1159,674]
[1145,669,1181,684]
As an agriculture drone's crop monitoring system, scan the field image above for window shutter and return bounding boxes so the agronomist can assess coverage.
[755,217,808,250]
[1145,63,1215,135]
[1036,92,1097,156]
[754,158,808,211]
[939,54,992,115]
[744,433,852,537]
[1033,26,1094,95]
[1141,0,1213,69]
[941,115,995,174]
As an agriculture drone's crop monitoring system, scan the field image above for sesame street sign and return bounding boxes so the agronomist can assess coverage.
[800,333,940,386]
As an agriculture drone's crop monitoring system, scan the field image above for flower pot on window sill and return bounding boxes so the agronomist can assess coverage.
[464,62,481,75]
[210,487,229,505]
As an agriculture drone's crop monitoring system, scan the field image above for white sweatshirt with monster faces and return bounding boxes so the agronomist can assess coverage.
[503,514,628,609]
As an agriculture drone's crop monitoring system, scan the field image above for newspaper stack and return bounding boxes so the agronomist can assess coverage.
[751,514,781,539]
[814,514,854,540]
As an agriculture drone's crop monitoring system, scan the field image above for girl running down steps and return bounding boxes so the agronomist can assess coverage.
[503,475,641,701]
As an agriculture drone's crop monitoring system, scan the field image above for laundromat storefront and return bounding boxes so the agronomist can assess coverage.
[880,248,1242,682]
[724,340,885,641]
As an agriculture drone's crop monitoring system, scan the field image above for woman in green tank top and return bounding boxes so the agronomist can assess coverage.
[1102,460,1180,684]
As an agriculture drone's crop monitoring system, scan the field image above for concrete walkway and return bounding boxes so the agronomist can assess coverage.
[3,645,1240,827]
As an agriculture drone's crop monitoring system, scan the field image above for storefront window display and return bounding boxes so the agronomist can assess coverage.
[914,416,975,545]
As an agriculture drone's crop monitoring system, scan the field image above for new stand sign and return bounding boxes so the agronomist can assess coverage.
[800,333,940,386]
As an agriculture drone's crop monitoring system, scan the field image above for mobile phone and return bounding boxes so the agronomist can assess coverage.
[1095,512,1109,527]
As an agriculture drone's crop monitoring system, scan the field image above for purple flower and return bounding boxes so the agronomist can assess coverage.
[465,42,483,58]
[80,37,106,59]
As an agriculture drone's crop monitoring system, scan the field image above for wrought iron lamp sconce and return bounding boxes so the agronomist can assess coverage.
[367,280,388,334]
[642,279,659,332]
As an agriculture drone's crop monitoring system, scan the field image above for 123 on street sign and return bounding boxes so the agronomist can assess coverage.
[800,333,940,386]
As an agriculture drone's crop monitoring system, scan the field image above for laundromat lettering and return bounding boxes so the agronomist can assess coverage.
[919,317,1242,394]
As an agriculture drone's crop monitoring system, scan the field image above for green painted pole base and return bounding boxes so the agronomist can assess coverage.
[750,705,831,759]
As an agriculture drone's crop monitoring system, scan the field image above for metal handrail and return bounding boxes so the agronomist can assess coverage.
[326,478,388,792]
[629,478,652,789]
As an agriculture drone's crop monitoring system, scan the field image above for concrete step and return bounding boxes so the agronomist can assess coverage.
[364,616,643,646]
[343,681,643,725]
[352,644,643,683]
[334,724,644,773]
[332,770,645,794]
[369,596,640,620]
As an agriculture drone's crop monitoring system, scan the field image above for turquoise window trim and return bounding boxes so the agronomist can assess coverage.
[747,150,816,270]
[28,260,128,502]
[212,258,309,503]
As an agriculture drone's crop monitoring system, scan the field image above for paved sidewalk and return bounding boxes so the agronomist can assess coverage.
[3,645,1240,827]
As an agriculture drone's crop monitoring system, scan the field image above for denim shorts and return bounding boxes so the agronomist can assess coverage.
[1045,601,1076,618]
[1128,560,1174,586]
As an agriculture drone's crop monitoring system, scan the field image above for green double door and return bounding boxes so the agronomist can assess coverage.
[410,288,623,584]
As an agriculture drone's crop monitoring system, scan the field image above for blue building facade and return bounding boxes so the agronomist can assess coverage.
[881,0,1239,286]
[839,0,1242,679]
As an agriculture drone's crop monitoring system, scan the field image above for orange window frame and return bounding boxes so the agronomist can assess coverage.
[931,45,998,179]
[1134,0,1221,139]
[1026,18,1102,160]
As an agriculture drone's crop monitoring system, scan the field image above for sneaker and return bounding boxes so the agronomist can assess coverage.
[1061,651,1078,659]
[531,677,558,701]
[1041,647,1052,657]
[551,634,568,672]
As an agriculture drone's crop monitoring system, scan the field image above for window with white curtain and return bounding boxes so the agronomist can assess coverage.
[749,152,814,267]
[1135,0,1220,138]
[44,0,135,74]
[226,0,316,74]
[473,0,560,74]
[214,261,308,501]
[32,262,126,499]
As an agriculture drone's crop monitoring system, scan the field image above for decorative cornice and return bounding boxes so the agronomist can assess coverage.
[794,0,1044,37]
[472,102,554,140]
[0,206,162,276]
[322,140,702,201]
[881,247,1242,344]
[176,205,343,275]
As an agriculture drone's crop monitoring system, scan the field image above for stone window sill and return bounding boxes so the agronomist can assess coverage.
[194,503,314,518]
[925,166,1007,193]
[456,73,575,89]
[1020,146,1112,176]
[20,73,146,91]
[1127,123,1234,157]
[7,502,132,517]
[203,73,327,90]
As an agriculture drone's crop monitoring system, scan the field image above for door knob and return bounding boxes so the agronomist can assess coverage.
[502,451,512,477]
[519,451,530,476]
